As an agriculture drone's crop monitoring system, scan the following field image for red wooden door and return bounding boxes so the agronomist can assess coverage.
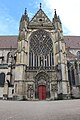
[38,85,46,100]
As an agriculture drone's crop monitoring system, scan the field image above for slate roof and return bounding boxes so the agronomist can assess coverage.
[0,36,18,49]
[66,50,77,60]
[0,36,80,49]
[64,36,80,49]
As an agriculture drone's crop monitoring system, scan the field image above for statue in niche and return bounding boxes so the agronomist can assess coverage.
[27,84,34,99]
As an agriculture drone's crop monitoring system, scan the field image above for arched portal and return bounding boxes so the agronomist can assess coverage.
[35,71,50,100]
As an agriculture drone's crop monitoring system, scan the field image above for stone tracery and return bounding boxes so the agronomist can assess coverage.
[29,29,54,67]
[30,29,53,55]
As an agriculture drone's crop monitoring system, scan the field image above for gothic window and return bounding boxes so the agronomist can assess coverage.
[12,89,14,94]
[47,56,49,66]
[79,64,80,71]
[14,56,16,64]
[37,56,38,67]
[34,55,36,67]
[32,52,33,67]
[30,29,53,55]
[7,52,13,63]
[52,53,54,65]
[7,52,10,63]
[0,73,5,87]
[40,56,42,66]
[44,56,47,67]
[71,68,75,86]
[77,51,80,59]
[29,29,54,67]
[50,53,52,66]
[29,52,31,66]
[15,84,17,93]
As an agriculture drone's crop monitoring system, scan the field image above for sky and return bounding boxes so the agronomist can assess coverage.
[0,0,80,36]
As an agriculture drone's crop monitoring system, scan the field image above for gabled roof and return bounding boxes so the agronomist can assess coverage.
[29,8,54,29]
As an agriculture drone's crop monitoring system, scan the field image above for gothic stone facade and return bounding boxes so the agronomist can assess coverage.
[0,7,80,100]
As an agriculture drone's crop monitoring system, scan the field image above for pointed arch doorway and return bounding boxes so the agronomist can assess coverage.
[38,85,46,100]
[35,71,50,100]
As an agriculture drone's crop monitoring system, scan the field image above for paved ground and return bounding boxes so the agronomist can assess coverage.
[0,99,80,120]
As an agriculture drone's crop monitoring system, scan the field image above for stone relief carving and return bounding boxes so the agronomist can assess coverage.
[51,84,57,92]
[27,84,34,99]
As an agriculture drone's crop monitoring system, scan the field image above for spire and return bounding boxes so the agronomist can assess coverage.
[24,8,27,15]
[58,16,61,24]
[54,9,57,15]
[54,9,57,19]
[53,9,62,31]
[40,3,42,9]
[20,8,29,22]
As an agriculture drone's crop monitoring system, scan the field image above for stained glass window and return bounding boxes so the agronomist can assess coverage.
[29,29,54,67]
[30,29,53,55]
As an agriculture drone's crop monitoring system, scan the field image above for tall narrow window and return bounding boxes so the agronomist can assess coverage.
[52,53,54,65]
[34,55,36,67]
[47,56,49,66]
[15,84,17,93]
[37,56,38,67]
[40,56,41,66]
[77,51,80,59]
[29,52,31,67]
[32,52,33,67]
[45,56,47,67]
[50,53,52,66]
[79,64,80,71]
[0,73,5,87]
[36,56,37,67]
[71,69,75,86]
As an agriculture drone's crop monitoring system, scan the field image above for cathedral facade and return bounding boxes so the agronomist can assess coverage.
[0,5,80,100]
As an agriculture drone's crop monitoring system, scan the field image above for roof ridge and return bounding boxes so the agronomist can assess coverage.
[0,35,18,37]
[64,35,80,37]
[0,35,80,37]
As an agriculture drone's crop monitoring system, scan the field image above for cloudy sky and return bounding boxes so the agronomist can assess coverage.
[0,0,80,35]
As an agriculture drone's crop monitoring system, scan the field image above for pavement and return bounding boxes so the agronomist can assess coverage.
[0,99,80,120]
